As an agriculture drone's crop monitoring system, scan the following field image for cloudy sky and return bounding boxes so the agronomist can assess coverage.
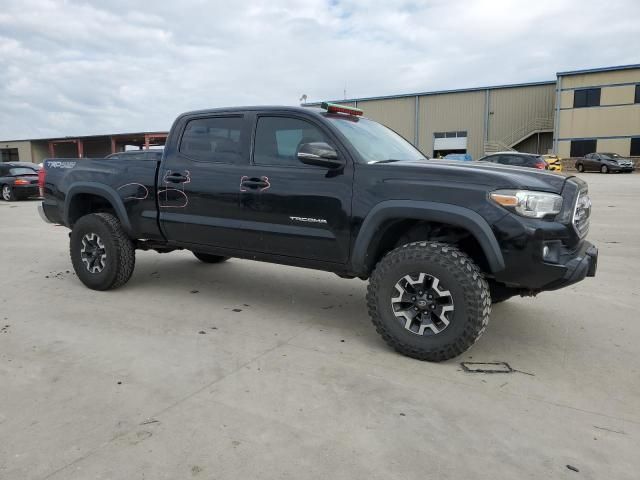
[0,0,638,139]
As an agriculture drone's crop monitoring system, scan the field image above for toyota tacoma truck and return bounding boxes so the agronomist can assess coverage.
[38,103,598,361]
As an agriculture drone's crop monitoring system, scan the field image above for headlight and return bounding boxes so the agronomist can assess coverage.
[490,189,563,218]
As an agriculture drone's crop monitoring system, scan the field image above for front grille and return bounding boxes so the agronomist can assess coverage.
[573,189,591,237]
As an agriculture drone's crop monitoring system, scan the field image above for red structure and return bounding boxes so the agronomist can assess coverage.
[47,131,168,159]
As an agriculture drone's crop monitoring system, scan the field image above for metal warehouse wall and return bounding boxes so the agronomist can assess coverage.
[489,84,555,143]
[357,97,416,144]
[556,67,640,157]
[418,90,486,159]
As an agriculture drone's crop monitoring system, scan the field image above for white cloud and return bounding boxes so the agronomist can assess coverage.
[0,0,638,138]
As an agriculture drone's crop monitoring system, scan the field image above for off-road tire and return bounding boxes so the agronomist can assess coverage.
[193,252,230,263]
[70,213,135,291]
[600,165,609,174]
[367,241,491,362]
[576,163,584,173]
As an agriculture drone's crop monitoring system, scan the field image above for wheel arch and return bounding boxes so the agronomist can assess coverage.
[64,183,132,233]
[351,201,505,276]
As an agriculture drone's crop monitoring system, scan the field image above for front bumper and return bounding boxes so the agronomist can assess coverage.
[492,212,598,291]
[542,242,597,290]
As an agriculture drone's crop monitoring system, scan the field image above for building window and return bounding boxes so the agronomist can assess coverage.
[635,85,640,104]
[631,138,640,156]
[573,88,601,108]
[0,148,19,162]
[570,139,597,157]
[433,131,467,138]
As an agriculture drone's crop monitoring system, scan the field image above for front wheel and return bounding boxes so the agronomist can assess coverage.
[367,242,491,362]
[70,213,136,290]
[193,252,229,264]
[601,165,609,174]
[1,184,15,201]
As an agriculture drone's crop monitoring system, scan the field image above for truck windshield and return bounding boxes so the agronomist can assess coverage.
[325,115,426,163]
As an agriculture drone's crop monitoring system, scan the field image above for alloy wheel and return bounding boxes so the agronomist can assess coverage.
[80,233,107,273]
[2,185,11,201]
[391,272,455,335]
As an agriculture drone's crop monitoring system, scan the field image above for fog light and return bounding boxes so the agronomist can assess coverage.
[542,245,550,259]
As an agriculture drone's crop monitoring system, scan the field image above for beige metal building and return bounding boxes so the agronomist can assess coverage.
[308,63,640,161]
[555,65,640,158]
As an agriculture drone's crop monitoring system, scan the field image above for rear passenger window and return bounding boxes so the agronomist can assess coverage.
[253,116,331,167]
[180,116,243,163]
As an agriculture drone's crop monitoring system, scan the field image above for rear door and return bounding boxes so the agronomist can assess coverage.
[159,114,251,248]
[238,113,354,264]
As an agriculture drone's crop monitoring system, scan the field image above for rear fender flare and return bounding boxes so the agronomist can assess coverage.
[351,200,505,275]
[64,183,132,233]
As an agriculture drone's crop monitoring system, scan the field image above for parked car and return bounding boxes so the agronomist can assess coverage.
[477,152,548,170]
[443,153,472,161]
[541,154,563,172]
[0,162,40,201]
[575,152,635,173]
[39,103,597,362]
[106,150,163,161]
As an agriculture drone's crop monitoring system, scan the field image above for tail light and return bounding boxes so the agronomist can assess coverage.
[14,178,30,185]
[38,168,46,196]
[535,161,546,170]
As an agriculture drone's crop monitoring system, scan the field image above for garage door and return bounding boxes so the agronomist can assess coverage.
[433,136,468,151]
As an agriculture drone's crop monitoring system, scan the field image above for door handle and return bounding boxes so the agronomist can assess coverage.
[165,172,189,183]
[240,176,270,191]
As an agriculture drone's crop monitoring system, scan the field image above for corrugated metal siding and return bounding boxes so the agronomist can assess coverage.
[418,91,485,159]
[559,106,640,138]
[488,84,555,142]
[358,97,416,143]
[561,69,640,89]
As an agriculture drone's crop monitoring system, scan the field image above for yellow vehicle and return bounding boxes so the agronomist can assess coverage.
[541,154,563,172]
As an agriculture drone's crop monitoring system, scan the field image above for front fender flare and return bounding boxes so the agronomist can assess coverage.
[64,182,133,233]
[351,200,505,275]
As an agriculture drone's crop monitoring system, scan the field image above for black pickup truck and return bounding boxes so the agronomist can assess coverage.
[39,103,597,361]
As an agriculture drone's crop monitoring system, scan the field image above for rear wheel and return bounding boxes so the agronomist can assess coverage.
[576,163,584,173]
[70,213,135,290]
[193,252,229,264]
[601,165,609,174]
[367,241,491,362]
[1,184,15,201]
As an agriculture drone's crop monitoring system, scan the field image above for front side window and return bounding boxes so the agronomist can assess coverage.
[573,88,601,108]
[180,116,243,163]
[254,116,331,167]
[326,115,425,163]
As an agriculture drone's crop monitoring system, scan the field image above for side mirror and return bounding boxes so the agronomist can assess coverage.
[297,142,344,169]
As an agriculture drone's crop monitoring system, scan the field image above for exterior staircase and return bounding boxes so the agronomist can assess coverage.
[484,117,554,154]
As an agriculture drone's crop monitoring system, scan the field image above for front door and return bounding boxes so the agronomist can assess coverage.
[159,114,250,249]
[239,114,354,265]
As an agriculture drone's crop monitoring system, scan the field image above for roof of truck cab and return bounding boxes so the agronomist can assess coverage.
[178,106,325,117]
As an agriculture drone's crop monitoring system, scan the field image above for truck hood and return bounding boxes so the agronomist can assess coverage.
[374,159,569,193]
